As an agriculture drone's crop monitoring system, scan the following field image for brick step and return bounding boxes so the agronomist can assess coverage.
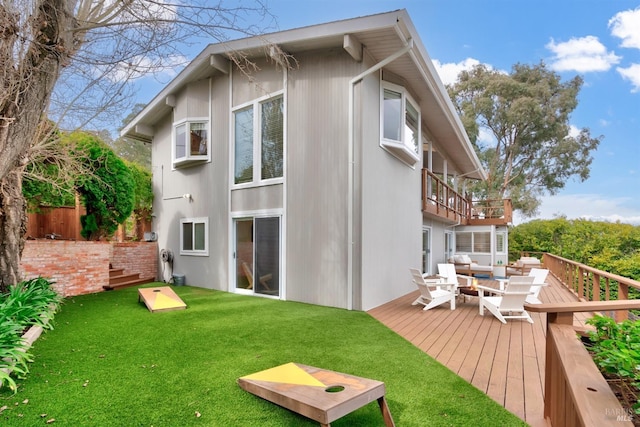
[109,268,125,277]
[103,276,155,291]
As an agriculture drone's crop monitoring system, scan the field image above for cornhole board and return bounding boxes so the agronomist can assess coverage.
[237,362,395,427]
[138,286,187,313]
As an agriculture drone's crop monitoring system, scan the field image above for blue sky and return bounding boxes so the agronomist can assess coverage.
[136,0,640,225]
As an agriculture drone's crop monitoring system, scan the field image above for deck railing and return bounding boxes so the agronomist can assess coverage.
[542,253,640,321]
[421,169,512,225]
[528,301,640,427]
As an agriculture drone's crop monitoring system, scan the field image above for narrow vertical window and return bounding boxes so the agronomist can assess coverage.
[261,97,284,180]
[383,89,402,141]
[175,123,187,159]
[234,107,254,184]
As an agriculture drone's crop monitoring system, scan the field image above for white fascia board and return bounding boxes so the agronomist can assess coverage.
[122,10,410,139]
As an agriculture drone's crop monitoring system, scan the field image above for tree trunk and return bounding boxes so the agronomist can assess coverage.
[0,1,78,293]
[0,170,27,294]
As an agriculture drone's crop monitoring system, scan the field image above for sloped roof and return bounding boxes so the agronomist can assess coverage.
[121,9,485,180]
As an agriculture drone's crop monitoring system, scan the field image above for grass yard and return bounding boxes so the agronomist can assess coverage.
[0,284,526,426]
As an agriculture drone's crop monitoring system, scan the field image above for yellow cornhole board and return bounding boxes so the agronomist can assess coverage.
[238,362,395,427]
[138,286,187,313]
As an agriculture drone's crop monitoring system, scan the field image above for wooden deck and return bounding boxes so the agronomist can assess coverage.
[368,275,592,427]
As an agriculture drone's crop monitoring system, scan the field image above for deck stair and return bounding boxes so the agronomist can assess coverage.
[103,265,154,291]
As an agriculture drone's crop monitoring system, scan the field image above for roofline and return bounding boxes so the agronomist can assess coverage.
[121,9,486,180]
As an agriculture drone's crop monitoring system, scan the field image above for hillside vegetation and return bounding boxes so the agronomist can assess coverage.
[509,218,640,281]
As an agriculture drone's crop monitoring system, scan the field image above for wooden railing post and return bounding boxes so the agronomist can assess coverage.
[528,301,640,426]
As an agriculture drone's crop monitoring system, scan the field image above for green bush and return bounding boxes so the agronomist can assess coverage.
[0,278,61,392]
[586,314,640,412]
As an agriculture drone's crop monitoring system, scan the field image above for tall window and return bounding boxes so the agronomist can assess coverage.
[173,119,209,166]
[380,81,420,166]
[180,217,208,256]
[496,231,507,253]
[234,95,284,185]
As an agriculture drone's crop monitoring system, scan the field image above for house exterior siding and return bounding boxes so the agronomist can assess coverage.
[285,49,359,308]
[124,10,488,311]
[359,68,423,311]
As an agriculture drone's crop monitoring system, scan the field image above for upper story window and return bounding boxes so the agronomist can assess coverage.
[173,118,210,168]
[234,95,284,186]
[180,217,208,256]
[380,81,421,166]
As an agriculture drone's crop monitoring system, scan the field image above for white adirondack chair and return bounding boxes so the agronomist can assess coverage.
[477,275,536,323]
[437,263,473,288]
[526,268,549,304]
[410,268,457,311]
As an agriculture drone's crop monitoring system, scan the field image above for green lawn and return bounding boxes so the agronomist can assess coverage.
[0,285,526,426]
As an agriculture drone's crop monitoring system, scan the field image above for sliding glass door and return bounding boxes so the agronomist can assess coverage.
[234,216,280,296]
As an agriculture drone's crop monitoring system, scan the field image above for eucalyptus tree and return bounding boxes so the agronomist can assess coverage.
[0,1,279,293]
[448,63,602,217]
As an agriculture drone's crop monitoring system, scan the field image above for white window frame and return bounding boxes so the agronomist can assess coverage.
[172,117,211,167]
[232,92,285,188]
[380,81,421,167]
[496,231,507,254]
[455,231,491,254]
[180,217,209,256]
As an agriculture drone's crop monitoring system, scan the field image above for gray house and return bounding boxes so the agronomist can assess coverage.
[122,9,510,311]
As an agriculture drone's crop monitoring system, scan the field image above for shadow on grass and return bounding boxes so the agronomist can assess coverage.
[0,284,526,426]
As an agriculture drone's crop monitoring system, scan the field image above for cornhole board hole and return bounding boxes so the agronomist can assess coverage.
[238,362,395,427]
[138,286,187,313]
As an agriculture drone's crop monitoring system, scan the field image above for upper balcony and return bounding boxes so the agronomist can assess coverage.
[422,169,512,226]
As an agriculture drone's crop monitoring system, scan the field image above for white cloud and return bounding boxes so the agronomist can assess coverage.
[568,124,580,138]
[546,36,620,72]
[514,194,640,225]
[432,58,482,85]
[609,7,640,49]
[477,126,495,145]
[617,63,640,92]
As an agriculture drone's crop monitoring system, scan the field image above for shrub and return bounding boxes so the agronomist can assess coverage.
[586,314,640,412]
[0,278,61,392]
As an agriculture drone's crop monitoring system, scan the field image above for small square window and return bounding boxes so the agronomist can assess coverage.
[180,217,208,256]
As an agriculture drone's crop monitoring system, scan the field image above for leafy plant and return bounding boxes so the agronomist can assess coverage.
[586,314,640,412]
[64,131,135,240]
[0,278,61,392]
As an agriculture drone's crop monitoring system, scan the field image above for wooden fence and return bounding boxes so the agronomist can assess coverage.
[27,202,151,242]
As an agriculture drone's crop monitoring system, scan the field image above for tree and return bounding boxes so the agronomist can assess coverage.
[127,161,153,239]
[448,63,602,216]
[112,104,152,170]
[67,132,134,240]
[509,218,640,282]
[0,1,280,293]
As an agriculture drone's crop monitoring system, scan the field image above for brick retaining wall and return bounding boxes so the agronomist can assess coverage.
[21,240,158,297]
[111,242,158,281]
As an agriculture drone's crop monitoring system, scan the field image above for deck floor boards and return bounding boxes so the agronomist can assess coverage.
[368,274,591,426]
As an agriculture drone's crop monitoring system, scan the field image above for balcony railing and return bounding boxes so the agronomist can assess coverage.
[421,169,512,225]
